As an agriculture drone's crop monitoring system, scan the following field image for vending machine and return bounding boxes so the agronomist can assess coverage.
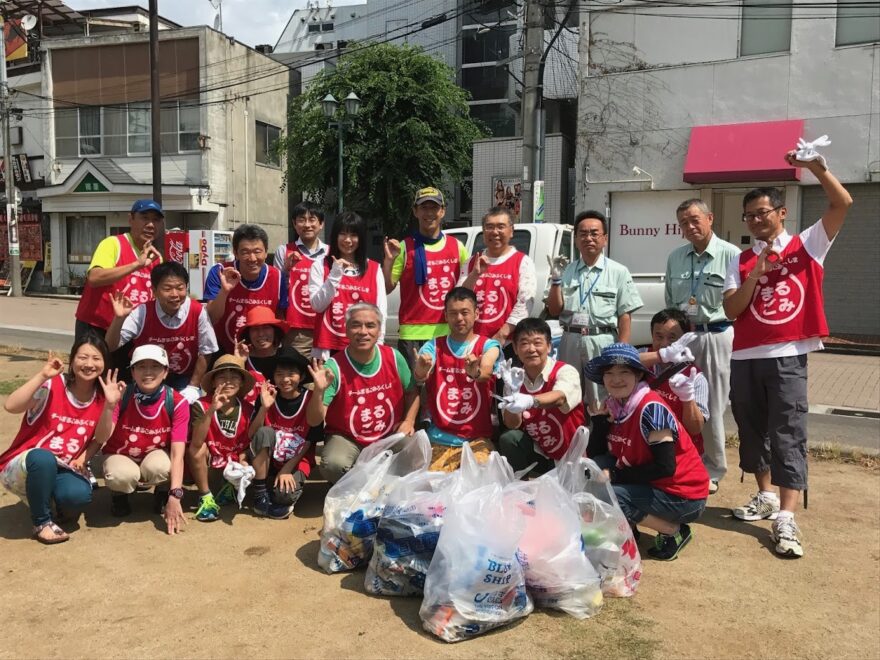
[187,229,233,299]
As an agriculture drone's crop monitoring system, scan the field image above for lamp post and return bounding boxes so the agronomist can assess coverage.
[322,91,361,212]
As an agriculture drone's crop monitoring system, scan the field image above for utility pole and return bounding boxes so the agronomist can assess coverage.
[0,16,22,296]
[149,0,161,205]
[519,0,543,224]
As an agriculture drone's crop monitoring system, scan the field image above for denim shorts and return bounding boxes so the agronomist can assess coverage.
[612,483,706,526]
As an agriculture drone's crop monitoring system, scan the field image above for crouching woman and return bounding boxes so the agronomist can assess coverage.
[586,343,709,561]
[0,334,115,544]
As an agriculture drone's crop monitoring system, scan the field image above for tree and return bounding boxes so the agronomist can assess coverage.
[276,42,486,235]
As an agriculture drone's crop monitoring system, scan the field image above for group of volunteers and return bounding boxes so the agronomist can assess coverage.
[1,148,850,562]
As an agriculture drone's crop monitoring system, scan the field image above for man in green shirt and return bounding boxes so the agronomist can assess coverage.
[307,304,420,483]
[547,210,643,406]
[665,198,740,494]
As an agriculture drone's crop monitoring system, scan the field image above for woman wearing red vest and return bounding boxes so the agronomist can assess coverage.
[309,212,387,360]
[0,335,116,544]
[586,343,709,561]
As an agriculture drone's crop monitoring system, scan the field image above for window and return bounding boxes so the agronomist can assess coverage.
[321,22,334,32]
[103,106,127,156]
[469,103,517,137]
[307,23,321,34]
[127,103,150,154]
[178,102,200,152]
[463,1,516,27]
[55,109,78,158]
[67,216,106,263]
[78,107,101,155]
[462,66,510,101]
[462,25,516,64]
[836,0,880,46]
[740,0,792,56]
[256,121,281,166]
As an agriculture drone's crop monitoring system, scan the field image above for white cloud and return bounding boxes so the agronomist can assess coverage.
[67,0,307,47]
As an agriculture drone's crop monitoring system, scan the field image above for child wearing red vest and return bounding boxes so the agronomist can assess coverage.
[722,150,853,559]
[188,355,256,522]
[238,305,288,406]
[249,347,323,518]
[586,343,709,561]
[1,335,115,544]
[413,288,501,471]
[79,344,188,534]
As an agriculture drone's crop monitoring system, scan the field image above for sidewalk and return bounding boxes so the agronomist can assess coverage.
[1,295,878,412]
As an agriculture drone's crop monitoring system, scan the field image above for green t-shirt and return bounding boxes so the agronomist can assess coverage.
[322,346,413,406]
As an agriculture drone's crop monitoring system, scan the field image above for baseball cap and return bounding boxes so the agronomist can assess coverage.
[131,344,169,368]
[131,199,165,217]
[413,187,445,207]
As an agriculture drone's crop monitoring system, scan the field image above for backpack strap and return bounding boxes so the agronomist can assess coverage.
[163,385,175,420]
[118,382,135,417]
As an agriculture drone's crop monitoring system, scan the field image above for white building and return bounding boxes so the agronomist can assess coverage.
[575,1,880,336]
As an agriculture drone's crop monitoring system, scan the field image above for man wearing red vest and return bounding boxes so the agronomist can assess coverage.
[460,206,537,348]
[382,187,469,372]
[723,149,853,559]
[74,199,163,342]
[306,303,420,483]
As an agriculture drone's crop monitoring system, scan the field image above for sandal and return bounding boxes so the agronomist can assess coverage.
[32,521,70,545]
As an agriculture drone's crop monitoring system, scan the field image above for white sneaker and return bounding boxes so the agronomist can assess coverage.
[732,492,780,521]
[771,517,804,558]
[708,479,719,495]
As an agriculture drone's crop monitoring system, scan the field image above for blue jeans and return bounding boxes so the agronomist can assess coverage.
[25,449,93,526]
[612,483,706,526]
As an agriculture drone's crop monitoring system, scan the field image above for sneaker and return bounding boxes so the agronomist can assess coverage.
[648,524,693,561]
[732,493,780,521]
[194,493,220,522]
[268,502,293,520]
[153,488,169,514]
[111,493,131,517]
[216,482,236,507]
[771,517,804,558]
[253,489,271,517]
[708,479,719,495]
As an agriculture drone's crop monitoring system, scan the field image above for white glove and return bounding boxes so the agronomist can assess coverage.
[496,392,535,414]
[659,332,697,364]
[223,460,256,509]
[180,385,202,404]
[547,254,569,280]
[497,359,525,393]
[795,135,831,169]
[668,367,698,402]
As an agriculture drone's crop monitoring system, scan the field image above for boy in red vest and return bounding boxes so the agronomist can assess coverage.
[249,347,323,518]
[722,148,852,558]
[412,287,501,471]
[105,261,218,399]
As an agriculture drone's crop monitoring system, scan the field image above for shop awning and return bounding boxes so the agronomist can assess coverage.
[683,119,804,184]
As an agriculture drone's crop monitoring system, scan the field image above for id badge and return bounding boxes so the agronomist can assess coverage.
[684,296,698,318]
[571,312,590,328]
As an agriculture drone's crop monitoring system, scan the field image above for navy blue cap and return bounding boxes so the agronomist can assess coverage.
[130,199,165,217]
[584,342,652,384]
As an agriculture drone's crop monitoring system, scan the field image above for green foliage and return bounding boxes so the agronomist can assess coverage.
[275,42,486,235]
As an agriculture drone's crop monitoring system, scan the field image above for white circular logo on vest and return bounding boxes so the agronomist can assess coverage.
[475,277,509,325]
[748,266,805,326]
[290,272,316,318]
[225,304,247,346]
[521,410,565,456]
[350,391,396,442]
[418,265,453,311]
[436,375,481,425]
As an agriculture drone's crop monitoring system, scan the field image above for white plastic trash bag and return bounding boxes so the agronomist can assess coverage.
[515,477,604,619]
[222,460,255,508]
[365,470,452,596]
[420,483,533,642]
[317,431,431,574]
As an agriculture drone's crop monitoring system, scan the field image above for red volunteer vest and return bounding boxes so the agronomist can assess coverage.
[76,234,159,330]
[606,390,708,500]
[0,375,105,470]
[654,368,704,455]
[325,345,405,446]
[469,250,525,338]
[313,259,380,352]
[732,235,829,351]
[519,361,585,460]
[196,397,253,469]
[285,243,319,329]
[132,299,202,376]
[212,264,283,354]
[426,336,494,440]
[242,357,267,407]
[399,235,462,326]
[103,387,184,463]
[263,392,316,478]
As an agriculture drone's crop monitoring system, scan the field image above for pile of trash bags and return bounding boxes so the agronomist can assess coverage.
[317,428,641,643]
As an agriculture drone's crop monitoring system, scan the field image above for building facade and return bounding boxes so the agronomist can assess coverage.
[575,1,880,335]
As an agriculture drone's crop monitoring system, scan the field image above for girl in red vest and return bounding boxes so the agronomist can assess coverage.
[1,334,117,544]
[586,343,709,561]
[309,212,387,360]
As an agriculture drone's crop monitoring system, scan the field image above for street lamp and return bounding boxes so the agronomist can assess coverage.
[322,91,361,212]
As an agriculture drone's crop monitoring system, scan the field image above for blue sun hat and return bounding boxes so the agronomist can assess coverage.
[584,343,652,384]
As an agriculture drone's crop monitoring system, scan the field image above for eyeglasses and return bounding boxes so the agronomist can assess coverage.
[576,230,606,239]
[742,206,783,223]
[483,223,510,232]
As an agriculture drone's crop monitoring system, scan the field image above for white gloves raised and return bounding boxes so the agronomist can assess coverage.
[795,135,831,169]
[547,254,570,281]
[669,367,699,402]
[497,358,525,394]
[659,332,697,364]
[496,392,536,414]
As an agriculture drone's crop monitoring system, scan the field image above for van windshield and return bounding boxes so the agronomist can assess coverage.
[473,229,532,255]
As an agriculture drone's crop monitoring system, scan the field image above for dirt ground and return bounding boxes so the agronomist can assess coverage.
[0,350,878,660]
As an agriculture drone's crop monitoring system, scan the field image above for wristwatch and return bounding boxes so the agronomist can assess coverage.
[168,487,184,500]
